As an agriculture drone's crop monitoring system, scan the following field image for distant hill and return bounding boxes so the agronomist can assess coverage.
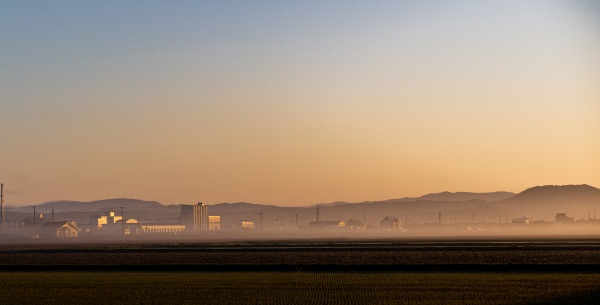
[492,184,600,220]
[211,202,278,213]
[12,198,164,213]
[403,191,515,202]
[309,201,354,207]
[5,184,600,226]
[503,185,600,204]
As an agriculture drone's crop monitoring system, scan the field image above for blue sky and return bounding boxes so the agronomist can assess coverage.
[1,1,599,206]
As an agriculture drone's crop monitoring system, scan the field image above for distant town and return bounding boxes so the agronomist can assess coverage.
[1,184,600,240]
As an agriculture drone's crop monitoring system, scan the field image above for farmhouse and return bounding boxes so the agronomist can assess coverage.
[37,220,80,238]
[380,217,401,230]
[346,218,363,229]
[512,217,531,225]
[554,213,574,223]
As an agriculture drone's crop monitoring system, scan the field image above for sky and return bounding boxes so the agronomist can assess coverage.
[1,1,599,207]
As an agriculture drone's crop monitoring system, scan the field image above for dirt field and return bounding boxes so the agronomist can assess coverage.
[1,271,600,305]
[2,237,600,268]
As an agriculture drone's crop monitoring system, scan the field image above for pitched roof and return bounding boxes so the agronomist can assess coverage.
[38,221,80,231]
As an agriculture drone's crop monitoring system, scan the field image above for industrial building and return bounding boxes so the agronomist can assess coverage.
[208,216,221,231]
[89,211,123,229]
[237,220,254,229]
[138,223,185,234]
[181,202,209,232]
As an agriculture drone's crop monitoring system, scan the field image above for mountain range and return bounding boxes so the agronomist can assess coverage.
[5,184,600,227]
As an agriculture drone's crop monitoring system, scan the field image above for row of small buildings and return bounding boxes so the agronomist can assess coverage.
[24,202,587,238]
[33,207,407,238]
[307,217,402,230]
[29,202,221,238]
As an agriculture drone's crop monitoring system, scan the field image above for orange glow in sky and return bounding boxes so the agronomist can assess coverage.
[1,1,599,206]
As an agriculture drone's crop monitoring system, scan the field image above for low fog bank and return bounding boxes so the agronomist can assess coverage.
[3,224,600,246]
[2,184,599,245]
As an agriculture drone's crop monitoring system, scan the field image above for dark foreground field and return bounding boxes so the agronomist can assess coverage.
[2,238,600,304]
[2,238,600,268]
[1,271,599,305]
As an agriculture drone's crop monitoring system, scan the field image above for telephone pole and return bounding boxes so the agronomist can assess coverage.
[120,206,124,235]
[438,211,442,226]
[33,205,37,238]
[588,210,591,221]
[275,218,283,230]
[0,183,5,232]
[259,212,263,231]
[316,205,320,224]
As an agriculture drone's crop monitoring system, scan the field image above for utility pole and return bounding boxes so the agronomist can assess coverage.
[295,213,298,231]
[120,206,124,235]
[50,207,54,238]
[316,205,320,226]
[498,215,501,224]
[0,183,5,232]
[274,219,280,230]
[438,211,442,226]
[33,205,37,238]
[363,214,366,228]
[588,210,591,221]
[259,212,263,231]
[405,215,408,227]
[317,205,319,230]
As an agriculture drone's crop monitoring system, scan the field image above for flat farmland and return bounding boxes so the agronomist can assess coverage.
[2,238,600,304]
[1,238,600,269]
[1,271,600,305]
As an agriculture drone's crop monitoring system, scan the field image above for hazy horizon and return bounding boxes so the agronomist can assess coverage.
[2,1,599,207]
[4,183,597,209]
[3,185,517,207]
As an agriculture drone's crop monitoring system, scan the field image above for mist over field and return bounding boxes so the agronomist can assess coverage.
[2,184,599,244]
